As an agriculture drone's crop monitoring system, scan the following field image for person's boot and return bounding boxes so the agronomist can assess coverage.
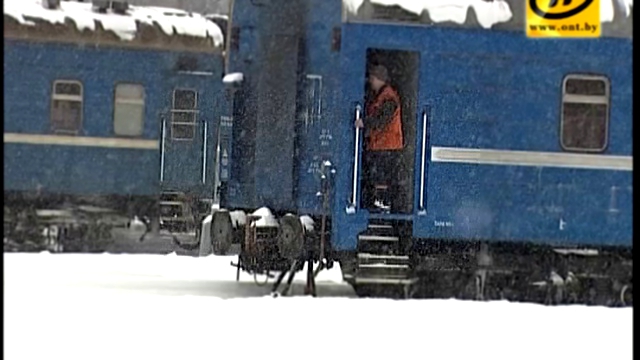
[372,185,390,213]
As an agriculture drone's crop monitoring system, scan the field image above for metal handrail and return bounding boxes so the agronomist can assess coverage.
[160,117,167,182]
[351,104,362,208]
[419,109,428,211]
[201,121,208,184]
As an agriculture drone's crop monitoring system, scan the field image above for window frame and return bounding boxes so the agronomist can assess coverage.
[559,74,611,153]
[113,82,146,138]
[170,88,199,141]
[50,79,84,135]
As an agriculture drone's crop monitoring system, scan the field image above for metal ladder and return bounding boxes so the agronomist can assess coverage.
[158,192,195,234]
[353,220,418,298]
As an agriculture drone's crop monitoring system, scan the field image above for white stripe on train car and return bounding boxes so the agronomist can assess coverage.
[431,146,633,171]
[4,133,159,150]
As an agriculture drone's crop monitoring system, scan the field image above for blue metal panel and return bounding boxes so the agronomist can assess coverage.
[330,23,632,251]
[224,3,631,251]
[294,0,343,215]
[414,164,632,247]
[4,144,158,196]
[4,41,180,137]
[331,25,370,251]
[224,0,261,208]
[4,39,223,199]
[160,70,224,198]
[412,28,632,248]
[224,0,344,214]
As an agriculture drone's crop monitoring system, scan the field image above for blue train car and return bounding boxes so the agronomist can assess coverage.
[4,0,225,251]
[212,0,632,305]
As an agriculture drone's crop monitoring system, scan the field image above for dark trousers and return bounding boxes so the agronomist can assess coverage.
[361,150,401,211]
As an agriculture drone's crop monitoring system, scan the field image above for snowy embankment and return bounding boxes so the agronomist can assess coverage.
[5,252,633,360]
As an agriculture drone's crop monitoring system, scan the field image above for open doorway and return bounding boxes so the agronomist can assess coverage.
[362,48,419,214]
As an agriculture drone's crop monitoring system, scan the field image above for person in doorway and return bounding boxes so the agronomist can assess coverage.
[355,65,403,212]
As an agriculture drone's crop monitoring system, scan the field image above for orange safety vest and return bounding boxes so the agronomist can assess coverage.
[365,85,403,151]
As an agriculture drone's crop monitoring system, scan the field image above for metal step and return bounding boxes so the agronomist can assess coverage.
[359,263,409,269]
[357,266,410,279]
[363,223,396,237]
[160,191,184,197]
[159,192,187,204]
[358,234,399,242]
[352,219,414,289]
[367,224,393,230]
[356,251,411,281]
[354,277,418,285]
[358,253,409,261]
[160,217,192,222]
[159,201,185,207]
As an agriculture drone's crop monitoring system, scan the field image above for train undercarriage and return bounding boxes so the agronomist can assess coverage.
[4,191,209,253]
[209,209,632,307]
[342,219,633,307]
[207,206,334,297]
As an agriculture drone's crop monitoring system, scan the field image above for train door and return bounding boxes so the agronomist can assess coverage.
[160,87,212,195]
[342,43,420,215]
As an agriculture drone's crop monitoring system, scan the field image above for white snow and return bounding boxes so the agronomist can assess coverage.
[252,207,279,228]
[614,0,634,16]
[3,0,224,45]
[5,252,633,360]
[230,210,247,228]
[601,0,634,22]
[205,13,229,21]
[223,72,244,84]
[300,215,315,232]
[198,213,215,256]
[554,248,599,256]
[129,216,147,233]
[343,0,633,28]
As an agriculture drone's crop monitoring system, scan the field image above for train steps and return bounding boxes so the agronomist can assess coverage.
[353,220,418,297]
[159,192,194,233]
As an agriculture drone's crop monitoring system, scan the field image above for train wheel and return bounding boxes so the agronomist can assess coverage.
[620,283,632,306]
[211,211,233,255]
[277,214,304,261]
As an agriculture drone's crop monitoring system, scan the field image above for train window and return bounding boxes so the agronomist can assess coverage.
[113,83,145,137]
[560,75,610,152]
[51,80,83,134]
[171,89,198,141]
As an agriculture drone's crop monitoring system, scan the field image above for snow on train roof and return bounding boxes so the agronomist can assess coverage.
[205,13,229,21]
[343,0,633,29]
[3,0,224,46]
[344,0,514,28]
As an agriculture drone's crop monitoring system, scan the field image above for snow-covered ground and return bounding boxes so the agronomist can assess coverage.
[5,252,633,360]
